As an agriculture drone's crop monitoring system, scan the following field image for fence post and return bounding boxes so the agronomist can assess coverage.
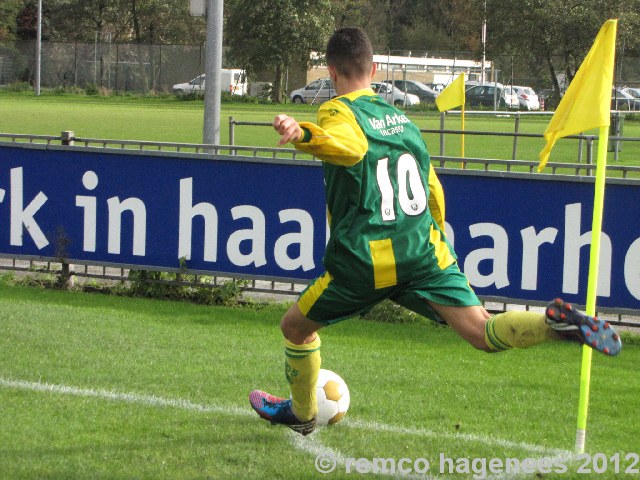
[586,136,594,176]
[59,131,75,289]
[61,130,74,146]
[439,112,445,156]
[613,111,621,162]
[578,136,584,164]
[229,116,236,154]
[512,112,520,160]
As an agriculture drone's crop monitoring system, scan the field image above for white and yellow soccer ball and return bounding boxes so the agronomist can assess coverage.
[316,369,350,426]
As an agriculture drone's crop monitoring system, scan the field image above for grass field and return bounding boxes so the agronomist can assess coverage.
[2,90,640,170]
[0,278,638,479]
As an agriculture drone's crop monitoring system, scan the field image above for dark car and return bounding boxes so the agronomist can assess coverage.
[385,79,439,103]
[465,84,507,108]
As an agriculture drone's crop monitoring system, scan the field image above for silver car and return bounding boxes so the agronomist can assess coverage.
[289,79,336,104]
[172,74,205,95]
[371,82,420,107]
[512,86,540,110]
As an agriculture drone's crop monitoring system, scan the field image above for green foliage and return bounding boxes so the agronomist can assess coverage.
[6,80,31,92]
[52,85,86,95]
[0,0,21,42]
[43,0,205,44]
[125,268,246,306]
[226,0,333,102]
[488,0,640,95]
[361,299,432,325]
[84,83,99,95]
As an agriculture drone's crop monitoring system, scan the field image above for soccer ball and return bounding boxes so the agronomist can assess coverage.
[316,369,350,426]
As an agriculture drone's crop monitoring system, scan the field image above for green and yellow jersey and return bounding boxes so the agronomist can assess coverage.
[294,88,454,291]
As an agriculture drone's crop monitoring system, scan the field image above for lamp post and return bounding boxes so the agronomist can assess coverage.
[481,0,487,84]
[203,0,223,146]
[35,0,42,95]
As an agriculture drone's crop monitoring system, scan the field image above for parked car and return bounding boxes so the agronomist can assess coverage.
[171,69,248,96]
[612,88,640,110]
[465,84,507,108]
[502,86,520,109]
[172,74,205,95]
[289,79,336,104]
[385,79,438,103]
[622,87,640,99]
[371,82,420,107]
[511,86,540,110]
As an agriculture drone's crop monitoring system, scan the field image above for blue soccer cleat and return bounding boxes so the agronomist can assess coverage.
[545,298,622,356]
[249,390,316,436]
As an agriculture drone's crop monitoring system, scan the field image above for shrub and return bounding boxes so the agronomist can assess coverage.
[7,81,32,92]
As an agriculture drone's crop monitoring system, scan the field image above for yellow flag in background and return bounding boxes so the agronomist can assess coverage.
[538,19,617,172]
[436,73,465,112]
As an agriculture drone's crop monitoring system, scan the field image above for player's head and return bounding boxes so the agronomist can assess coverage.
[326,27,373,80]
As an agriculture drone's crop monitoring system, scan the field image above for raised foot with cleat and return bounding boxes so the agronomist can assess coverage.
[546,298,622,356]
[249,390,316,436]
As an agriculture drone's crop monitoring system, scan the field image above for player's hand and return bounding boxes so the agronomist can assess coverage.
[273,114,303,146]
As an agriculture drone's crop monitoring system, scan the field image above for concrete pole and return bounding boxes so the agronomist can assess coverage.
[203,0,224,145]
[35,0,42,95]
[481,0,486,84]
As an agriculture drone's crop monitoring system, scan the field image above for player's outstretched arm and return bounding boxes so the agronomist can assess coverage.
[273,114,303,146]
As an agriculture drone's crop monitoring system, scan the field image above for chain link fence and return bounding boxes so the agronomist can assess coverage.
[3,41,640,101]
[1,41,211,93]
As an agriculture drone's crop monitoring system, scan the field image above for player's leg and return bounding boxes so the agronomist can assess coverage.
[250,271,388,435]
[394,285,622,355]
[426,301,558,352]
[392,261,620,354]
[281,303,323,422]
[249,303,323,436]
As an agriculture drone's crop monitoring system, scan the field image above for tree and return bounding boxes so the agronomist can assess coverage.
[45,0,204,44]
[226,0,333,102]
[0,0,22,42]
[486,0,640,100]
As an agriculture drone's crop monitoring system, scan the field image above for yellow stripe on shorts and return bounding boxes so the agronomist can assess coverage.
[430,224,456,270]
[369,238,397,289]
[298,271,333,316]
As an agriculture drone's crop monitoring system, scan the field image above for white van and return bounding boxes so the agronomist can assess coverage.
[222,69,247,95]
[172,69,247,96]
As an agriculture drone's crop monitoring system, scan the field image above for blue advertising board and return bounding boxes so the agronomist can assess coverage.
[0,143,638,311]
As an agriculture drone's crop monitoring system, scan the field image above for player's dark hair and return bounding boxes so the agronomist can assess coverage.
[326,27,373,79]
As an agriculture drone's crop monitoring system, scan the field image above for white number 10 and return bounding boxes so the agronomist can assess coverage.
[376,153,427,221]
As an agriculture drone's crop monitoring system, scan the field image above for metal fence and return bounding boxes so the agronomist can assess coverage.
[2,41,208,93]
[0,131,638,326]
[228,112,640,179]
[5,40,640,97]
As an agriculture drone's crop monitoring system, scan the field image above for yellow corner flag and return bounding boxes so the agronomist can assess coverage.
[538,19,617,172]
[436,73,465,112]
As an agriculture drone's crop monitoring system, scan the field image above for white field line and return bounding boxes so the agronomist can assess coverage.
[345,419,569,456]
[0,377,252,418]
[290,431,576,480]
[0,376,574,479]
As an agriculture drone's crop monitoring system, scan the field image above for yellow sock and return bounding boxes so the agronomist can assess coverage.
[284,335,321,421]
[485,311,560,351]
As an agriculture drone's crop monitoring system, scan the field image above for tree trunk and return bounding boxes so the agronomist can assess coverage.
[545,51,561,99]
[273,63,283,103]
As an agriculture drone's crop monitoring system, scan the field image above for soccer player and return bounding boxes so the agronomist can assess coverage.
[249,27,621,436]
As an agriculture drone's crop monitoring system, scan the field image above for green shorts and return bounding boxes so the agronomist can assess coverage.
[297,261,481,325]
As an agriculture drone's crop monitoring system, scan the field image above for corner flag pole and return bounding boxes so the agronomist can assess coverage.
[575,124,610,453]
[461,101,466,168]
